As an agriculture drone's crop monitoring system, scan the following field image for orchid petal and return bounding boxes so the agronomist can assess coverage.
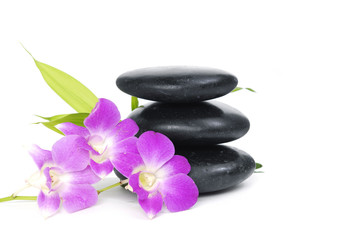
[156,155,191,178]
[52,135,91,172]
[159,174,198,212]
[59,184,98,213]
[84,98,120,136]
[37,191,60,218]
[90,159,114,178]
[109,118,139,143]
[129,172,149,199]
[61,166,101,185]
[57,122,90,138]
[138,191,163,219]
[28,145,52,169]
[111,152,144,178]
[43,167,52,191]
[110,137,139,156]
[137,131,175,171]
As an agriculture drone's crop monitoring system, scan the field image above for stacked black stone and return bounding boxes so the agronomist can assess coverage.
[115,66,255,194]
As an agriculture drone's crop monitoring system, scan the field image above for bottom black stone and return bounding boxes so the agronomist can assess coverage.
[114,145,255,194]
[176,145,255,193]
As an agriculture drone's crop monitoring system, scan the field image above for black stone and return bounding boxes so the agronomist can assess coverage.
[114,168,127,181]
[114,145,255,194]
[177,145,255,193]
[128,101,250,145]
[116,66,238,103]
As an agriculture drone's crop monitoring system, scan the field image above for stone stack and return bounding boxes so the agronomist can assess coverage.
[115,66,255,193]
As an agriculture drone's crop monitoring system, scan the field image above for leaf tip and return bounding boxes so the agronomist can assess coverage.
[231,87,243,93]
[20,43,35,60]
[131,96,139,111]
[255,163,263,169]
[246,88,256,93]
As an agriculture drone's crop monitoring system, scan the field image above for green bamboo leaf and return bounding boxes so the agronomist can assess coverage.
[131,96,139,111]
[38,122,65,135]
[232,86,256,93]
[255,163,263,169]
[246,88,256,93]
[231,87,243,92]
[34,113,89,135]
[23,45,98,113]
[35,114,68,121]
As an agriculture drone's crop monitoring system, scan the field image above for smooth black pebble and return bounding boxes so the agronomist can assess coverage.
[128,101,250,145]
[116,66,238,103]
[114,145,255,194]
[176,145,255,193]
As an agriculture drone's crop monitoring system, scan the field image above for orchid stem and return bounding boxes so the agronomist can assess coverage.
[97,179,129,195]
[0,196,37,202]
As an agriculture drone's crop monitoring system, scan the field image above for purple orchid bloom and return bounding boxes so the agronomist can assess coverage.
[27,135,100,218]
[114,131,199,218]
[57,98,139,178]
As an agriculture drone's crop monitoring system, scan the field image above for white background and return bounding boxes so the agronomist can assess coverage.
[0,0,360,239]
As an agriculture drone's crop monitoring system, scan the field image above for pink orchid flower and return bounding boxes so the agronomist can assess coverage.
[114,131,199,218]
[27,135,100,218]
[57,98,139,178]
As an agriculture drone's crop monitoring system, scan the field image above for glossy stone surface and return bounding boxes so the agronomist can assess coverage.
[128,101,250,145]
[116,66,238,103]
[114,145,255,194]
[177,145,255,193]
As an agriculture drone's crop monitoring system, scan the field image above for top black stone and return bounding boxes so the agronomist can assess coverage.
[116,66,238,103]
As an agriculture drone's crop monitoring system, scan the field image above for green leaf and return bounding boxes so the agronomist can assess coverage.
[231,86,256,93]
[23,45,98,113]
[131,96,139,111]
[34,113,89,135]
[246,88,256,93]
[254,171,264,173]
[255,163,263,169]
[231,87,243,92]
[35,114,69,121]
[35,122,64,135]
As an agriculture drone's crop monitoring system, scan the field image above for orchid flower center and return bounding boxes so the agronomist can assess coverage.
[139,172,157,191]
[49,169,61,188]
[91,142,107,155]
[88,135,108,154]
[26,166,62,193]
[88,135,111,163]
